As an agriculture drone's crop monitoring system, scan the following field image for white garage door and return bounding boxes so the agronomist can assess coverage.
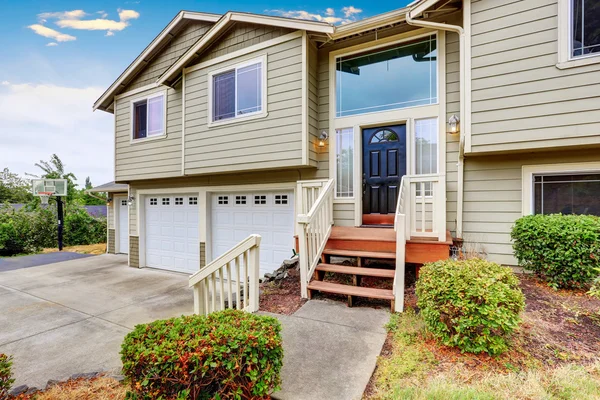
[145,194,200,274]
[211,191,295,276]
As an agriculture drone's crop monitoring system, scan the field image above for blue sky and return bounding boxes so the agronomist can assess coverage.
[0,0,410,187]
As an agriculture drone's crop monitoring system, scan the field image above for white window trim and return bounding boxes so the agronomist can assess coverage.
[331,30,440,120]
[522,161,600,215]
[557,0,600,69]
[129,90,167,143]
[334,127,355,200]
[207,55,268,128]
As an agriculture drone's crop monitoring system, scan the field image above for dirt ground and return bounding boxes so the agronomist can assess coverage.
[259,267,307,315]
[42,243,107,255]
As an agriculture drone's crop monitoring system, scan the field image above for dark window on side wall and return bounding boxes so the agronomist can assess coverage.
[534,173,600,216]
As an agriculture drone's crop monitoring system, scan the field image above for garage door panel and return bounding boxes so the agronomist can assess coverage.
[145,194,199,274]
[211,191,294,276]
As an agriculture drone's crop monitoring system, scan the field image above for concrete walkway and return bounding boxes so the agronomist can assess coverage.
[0,254,193,388]
[0,252,94,271]
[265,300,389,400]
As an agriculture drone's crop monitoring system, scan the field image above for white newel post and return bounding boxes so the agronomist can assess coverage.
[249,240,261,312]
[298,223,309,298]
[394,214,406,313]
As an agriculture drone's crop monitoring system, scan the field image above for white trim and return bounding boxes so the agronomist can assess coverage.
[184,31,303,74]
[206,55,267,127]
[229,13,334,33]
[464,0,472,153]
[521,161,600,216]
[181,70,186,175]
[93,11,220,111]
[557,0,600,69]
[301,31,309,165]
[114,83,160,101]
[129,90,167,143]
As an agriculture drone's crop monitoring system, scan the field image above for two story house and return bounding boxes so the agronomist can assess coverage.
[93,0,600,309]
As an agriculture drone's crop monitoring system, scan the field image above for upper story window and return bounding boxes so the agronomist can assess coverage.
[132,93,165,140]
[210,57,265,123]
[571,0,600,58]
[335,35,437,118]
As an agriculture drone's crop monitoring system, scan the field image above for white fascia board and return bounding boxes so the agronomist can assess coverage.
[229,13,334,34]
[181,11,222,23]
[409,0,443,17]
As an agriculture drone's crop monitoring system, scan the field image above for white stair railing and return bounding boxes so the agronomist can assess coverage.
[189,234,261,315]
[297,179,334,298]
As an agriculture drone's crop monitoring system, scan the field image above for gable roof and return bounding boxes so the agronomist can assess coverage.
[93,11,220,112]
[93,0,443,112]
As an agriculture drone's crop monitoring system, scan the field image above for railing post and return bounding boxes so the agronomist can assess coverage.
[394,214,406,313]
[437,177,447,242]
[405,178,412,238]
[193,285,202,315]
[248,244,261,312]
[298,223,309,298]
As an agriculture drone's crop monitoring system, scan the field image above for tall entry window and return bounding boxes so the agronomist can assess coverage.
[414,118,438,196]
[571,0,600,58]
[335,128,354,198]
[335,35,437,117]
[534,173,600,215]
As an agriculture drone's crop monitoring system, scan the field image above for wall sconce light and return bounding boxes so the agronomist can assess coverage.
[127,196,135,206]
[106,197,113,205]
[447,114,460,134]
[318,130,329,147]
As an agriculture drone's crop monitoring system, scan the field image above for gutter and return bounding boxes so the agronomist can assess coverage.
[406,6,465,239]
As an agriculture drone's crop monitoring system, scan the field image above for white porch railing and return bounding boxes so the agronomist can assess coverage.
[397,174,446,242]
[297,179,335,298]
[188,234,261,315]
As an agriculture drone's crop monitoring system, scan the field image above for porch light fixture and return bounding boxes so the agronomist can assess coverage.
[127,196,135,206]
[106,197,113,205]
[447,114,460,134]
[318,130,329,147]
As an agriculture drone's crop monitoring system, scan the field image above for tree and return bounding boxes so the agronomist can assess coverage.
[27,154,78,204]
[77,177,106,206]
[0,168,33,204]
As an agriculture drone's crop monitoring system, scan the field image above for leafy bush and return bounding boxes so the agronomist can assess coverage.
[0,354,14,399]
[0,205,105,256]
[511,214,600,289]
[121,309,283,400]
[589,268,600,299]
[416,258,525,355]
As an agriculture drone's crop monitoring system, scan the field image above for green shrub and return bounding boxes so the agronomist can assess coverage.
[589,268,600,299]
[416,258,525,355]
[64,207,106,246]
[121,309,283,400]
[511,214,600,289]
[0,354,14,399]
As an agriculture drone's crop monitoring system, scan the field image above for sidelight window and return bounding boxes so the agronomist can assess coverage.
[335,128,354,198]
[414,118,438,196]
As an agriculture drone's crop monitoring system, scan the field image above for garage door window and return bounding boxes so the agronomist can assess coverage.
[534,173,600,216]
[254,195,267,205]
[162,198,170,206]
[275,194,289,205]
[149,198,157,206]
[235,195,247,205]
[189,197,198,205]
[217,196,229,205]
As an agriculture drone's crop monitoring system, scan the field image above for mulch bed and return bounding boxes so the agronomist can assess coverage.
[259,267,307,315]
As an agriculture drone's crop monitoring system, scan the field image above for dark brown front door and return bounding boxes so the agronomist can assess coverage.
[362,125,406,222]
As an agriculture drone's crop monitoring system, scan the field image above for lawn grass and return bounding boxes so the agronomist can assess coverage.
[42,243,106,255]
[367,308,600,400]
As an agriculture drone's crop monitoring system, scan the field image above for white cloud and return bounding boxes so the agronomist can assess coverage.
[56,18,129,31]
[1,81,9,86]
[105,31,115,37]
[267,6,363,25]
[46,42,58,47]
[38,10,87,21]
[342,6,362,17]
[0,82,114,185]
[28,24,76,42]
[118,9,140,21]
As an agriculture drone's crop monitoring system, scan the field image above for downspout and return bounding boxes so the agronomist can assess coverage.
[406,8,465,239]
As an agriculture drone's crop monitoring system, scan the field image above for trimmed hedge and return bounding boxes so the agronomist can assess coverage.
[0,354,14,399]
[511,214,600,289]
[416,258,525,355]
[121,309,283,399]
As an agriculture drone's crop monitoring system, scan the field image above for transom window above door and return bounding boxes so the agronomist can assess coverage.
[571,0,600,58]
[210,57,266,124]
[335,34,438,118]
[369,129,399,143]
[131,93,165,140]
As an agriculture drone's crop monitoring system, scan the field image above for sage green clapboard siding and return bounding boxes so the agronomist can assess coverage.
[462,149,600,265]
[183,36,306,175]
[469,0,600,153]
[114,85,183,182]
[129,186,137,235]
[308,39,320,167]
[126,21,213,92]
[446,29,460,236]
[196,22,294,64]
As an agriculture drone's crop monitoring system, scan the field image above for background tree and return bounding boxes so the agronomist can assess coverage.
[77,176,106,206]
[0,168,33,203]
[26,154,78,204]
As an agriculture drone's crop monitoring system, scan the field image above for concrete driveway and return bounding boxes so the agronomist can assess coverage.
[0,254,193,388]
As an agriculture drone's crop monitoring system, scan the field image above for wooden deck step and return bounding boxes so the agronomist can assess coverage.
[307,280,394,300]
[315,263,395,278]
[322,248,396,260]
